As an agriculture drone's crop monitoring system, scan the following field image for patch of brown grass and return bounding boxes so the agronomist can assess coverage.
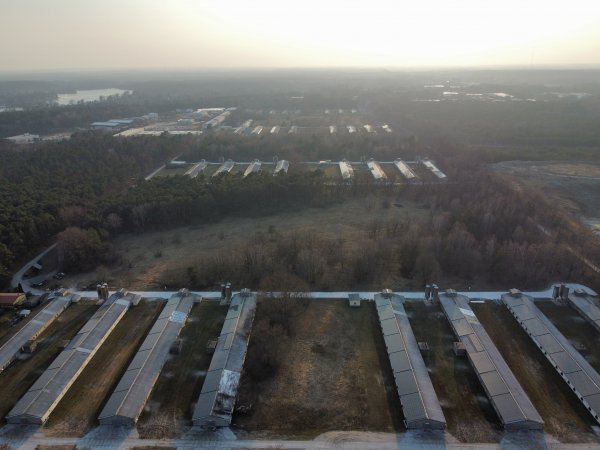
[234,299,401,437]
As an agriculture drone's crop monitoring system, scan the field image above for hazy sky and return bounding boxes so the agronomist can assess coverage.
[2,0,600,72]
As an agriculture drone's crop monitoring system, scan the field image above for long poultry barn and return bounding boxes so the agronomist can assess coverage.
[243,159,261,177]
[213,159,235,177]
[566,290,600,333]
[6,289,139,424]
[0,292,73,372]
[440,292,544,430]
[393,159,417,180]
[338,160,354,180]
[185,160,208,178]
[374,293,446,429]
[98,291,195,426]
[273,159,289,175]
[502,291,600,424]
[422,159,447,179]
[366,159,387,181]
[192,292,257,429]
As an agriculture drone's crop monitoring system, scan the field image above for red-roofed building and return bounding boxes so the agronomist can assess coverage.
[0,293,26,309]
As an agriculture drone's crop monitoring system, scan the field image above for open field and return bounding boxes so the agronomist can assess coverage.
[494,161,600,233]
[404,301,500,443]
[536,301,600,372]
[0,302,98,421]
[62,195,429,291]
[137,301,228,439]
[233,299,402,438]
[472,301,597,443]
[42,299,163,437]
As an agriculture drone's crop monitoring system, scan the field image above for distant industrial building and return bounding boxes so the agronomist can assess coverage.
[91,118,135,130]
[192,292,257,429]
[5,133,40,144]
[91,122,122,130]
[202,111,231,130]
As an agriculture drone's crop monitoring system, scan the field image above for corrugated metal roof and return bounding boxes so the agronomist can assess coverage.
[0,293,74,373]
[400,392,427,421]
[389,350,411,373]
[503,293,600,425]
[384,333,406,354]
[375,294,446,429]
[522,318,549,337]
[535,333,563,354]
[7,292,133,424]
[441,294,543,429]
[568,294,600,330]
[98,294,194,424]
[192,293,257,428]
[470,351,496,374]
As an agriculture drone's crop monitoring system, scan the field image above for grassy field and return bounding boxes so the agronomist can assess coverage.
[62,195,428,291]
[0,302,98,421]
[137,301,228,439]
[234,299,403,438]
[43,299,163,437]
[473,301,597,443]
[536,301,600,373]
[495,161,600,224]
[404,301,501,443]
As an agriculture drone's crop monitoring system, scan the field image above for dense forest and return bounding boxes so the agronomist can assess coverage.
[0,132,398,287]
[0,132,181,285]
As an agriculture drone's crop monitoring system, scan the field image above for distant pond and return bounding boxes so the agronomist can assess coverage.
[55,88,131,105]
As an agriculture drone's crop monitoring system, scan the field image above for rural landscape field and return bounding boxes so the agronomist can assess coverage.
[2,3,600,446]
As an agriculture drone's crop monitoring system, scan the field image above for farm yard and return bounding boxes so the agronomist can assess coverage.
[234,298,403,438]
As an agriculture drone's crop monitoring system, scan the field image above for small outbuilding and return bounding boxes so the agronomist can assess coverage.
[348,293,361,307]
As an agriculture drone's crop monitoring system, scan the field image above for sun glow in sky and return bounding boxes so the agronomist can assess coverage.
[1,0,600,71]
